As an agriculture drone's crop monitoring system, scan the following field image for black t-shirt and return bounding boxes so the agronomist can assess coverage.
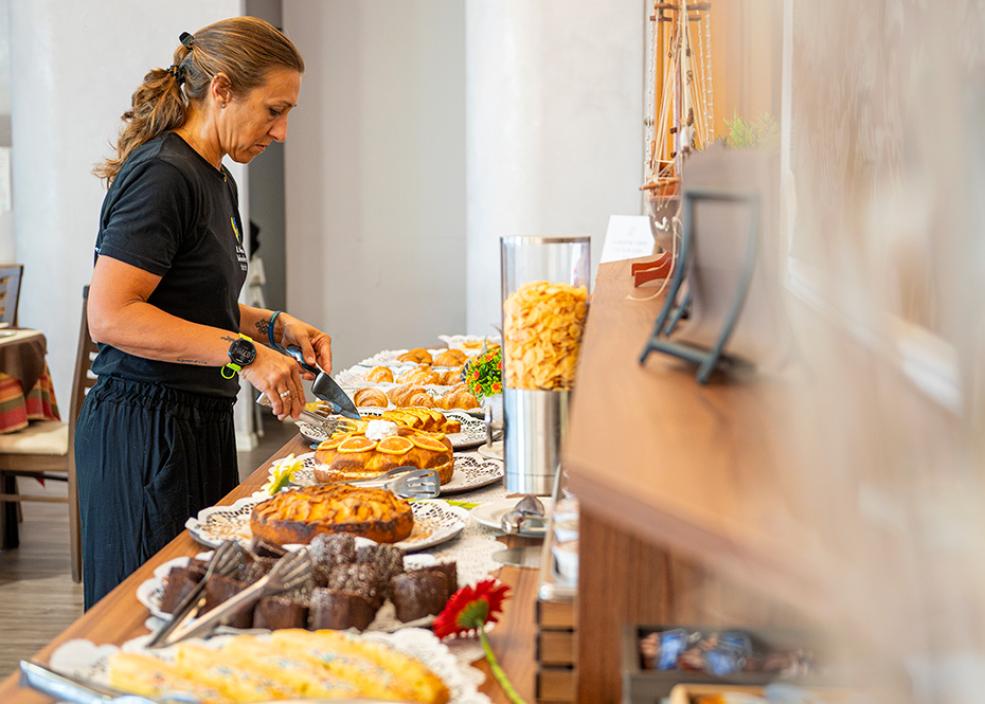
[91,132,249,399]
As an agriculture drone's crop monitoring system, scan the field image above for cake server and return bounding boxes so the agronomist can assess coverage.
[282,345,361,420]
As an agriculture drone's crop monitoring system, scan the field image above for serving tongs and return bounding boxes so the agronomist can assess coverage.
[343,466,441,499]
[146,540,247,649]
[156,547,313,647]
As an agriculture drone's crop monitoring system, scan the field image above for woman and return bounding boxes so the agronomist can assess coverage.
[78,17,324,608]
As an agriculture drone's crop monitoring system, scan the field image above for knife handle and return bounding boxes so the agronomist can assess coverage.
[284,345,320,375]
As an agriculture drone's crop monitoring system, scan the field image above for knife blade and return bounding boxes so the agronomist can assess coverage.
[283,345,360,420]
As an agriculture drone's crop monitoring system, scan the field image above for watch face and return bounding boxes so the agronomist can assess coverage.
[229,338,256,367]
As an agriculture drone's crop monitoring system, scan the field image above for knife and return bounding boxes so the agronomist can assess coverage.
[282,345,361,420]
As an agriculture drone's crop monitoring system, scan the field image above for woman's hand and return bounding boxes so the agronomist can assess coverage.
[279,313,333,379]
[240,344,306,419]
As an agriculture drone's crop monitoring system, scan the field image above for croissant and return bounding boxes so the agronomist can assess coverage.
[434,349,467,367]
[397,364,440,386]
[437,369,463,386]
[388,383,434,408]
[436,390,479,410]
[397,347,433,365]
[367,366,394,383]
[354,387,389,408]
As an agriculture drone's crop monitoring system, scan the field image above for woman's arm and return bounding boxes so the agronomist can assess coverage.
[88,255,306,418]
[239,304,333,375]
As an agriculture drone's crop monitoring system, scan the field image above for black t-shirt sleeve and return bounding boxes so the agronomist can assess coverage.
[96,159,194,276]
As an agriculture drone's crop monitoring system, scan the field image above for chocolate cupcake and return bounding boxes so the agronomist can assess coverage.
[390,570,449,622]
[202,574,254,629]
[308,588,376,631]
[253,595,308,630]
[159,566,203,614]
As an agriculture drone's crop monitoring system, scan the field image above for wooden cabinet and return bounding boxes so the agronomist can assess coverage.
[563,260,818,702]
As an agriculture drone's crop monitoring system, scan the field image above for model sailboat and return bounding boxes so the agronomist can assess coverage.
[641,0,714,243]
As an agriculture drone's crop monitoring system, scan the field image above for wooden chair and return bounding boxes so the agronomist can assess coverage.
[0,287,95,583]
[0,263,24,326]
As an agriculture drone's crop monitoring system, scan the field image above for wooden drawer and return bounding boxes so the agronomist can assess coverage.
[537,666,576,703]
[537,629,575,666]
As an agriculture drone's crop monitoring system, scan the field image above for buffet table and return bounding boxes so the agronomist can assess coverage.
[0,432,537,703]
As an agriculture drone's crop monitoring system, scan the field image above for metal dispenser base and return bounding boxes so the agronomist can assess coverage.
[503,388,569,496]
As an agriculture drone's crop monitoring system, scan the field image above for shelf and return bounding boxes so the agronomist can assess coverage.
[564,258,824,608]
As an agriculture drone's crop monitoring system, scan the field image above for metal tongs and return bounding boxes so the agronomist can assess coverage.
[154,547,313,647]
[146,540,247,648]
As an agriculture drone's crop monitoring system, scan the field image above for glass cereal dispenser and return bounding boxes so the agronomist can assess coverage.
[499,236,591,495]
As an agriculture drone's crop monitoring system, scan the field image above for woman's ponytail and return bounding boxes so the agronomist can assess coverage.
[95,18,303,185]
[95,45,190,184]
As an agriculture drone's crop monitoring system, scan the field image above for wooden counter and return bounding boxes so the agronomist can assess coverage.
[0,434,536,703]
[564,259,822,701]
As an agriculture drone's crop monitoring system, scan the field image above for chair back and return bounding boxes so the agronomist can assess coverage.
[0,264,24,326]
[68,286,98,441]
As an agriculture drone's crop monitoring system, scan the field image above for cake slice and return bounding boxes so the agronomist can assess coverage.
[106,652,228,704]
[272,628,451,704]
[172,641,302,701]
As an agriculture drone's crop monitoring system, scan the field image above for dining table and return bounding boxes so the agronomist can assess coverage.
[0,328,60,433]
[0,431,540,703]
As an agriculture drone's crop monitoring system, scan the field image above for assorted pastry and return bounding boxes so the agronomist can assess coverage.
[314,420,455,485]
[108,627,451,703]
[397,347,434,365]
[335,407,462,435]
[354,382,480,411]
[251,484,415,545]
[159,535,459,636]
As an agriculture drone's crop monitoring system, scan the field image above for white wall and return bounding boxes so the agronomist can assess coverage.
[9,1,246,410]
[283,0,467,370]
[464,0,645,333]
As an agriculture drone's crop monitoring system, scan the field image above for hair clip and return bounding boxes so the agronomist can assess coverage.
[179,31,195,49]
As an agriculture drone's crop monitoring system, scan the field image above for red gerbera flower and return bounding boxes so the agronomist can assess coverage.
[433,579,510,638]
[433,580,524,701]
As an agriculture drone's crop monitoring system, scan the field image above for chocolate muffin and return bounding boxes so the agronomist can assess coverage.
[253,596,308,630]
[308,588,376,631]
[202,574,254,629]
[390,570,449,622]
[159,566,203,614]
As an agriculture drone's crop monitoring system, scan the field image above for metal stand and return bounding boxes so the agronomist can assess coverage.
[639,189,760,384]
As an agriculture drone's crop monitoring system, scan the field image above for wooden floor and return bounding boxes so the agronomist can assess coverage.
[0,414,296,679]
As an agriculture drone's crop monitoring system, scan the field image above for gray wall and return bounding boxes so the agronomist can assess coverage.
[245,0,287,312]
[283,0,467,370]
[9,0,247,410]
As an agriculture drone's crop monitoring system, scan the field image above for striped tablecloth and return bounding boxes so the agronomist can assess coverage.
[0,367,60,433]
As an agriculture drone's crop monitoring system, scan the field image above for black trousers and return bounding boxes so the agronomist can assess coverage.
[75,377,238,609]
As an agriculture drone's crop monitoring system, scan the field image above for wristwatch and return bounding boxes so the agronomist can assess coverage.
[221,334,256,379]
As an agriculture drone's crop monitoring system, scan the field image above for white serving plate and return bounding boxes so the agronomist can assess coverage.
[47,629,488,704]
[296,410,487,451]
[185,496,470,553]
[136,547,436,625]
[472,497,554,539]
[286,451,502,495]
